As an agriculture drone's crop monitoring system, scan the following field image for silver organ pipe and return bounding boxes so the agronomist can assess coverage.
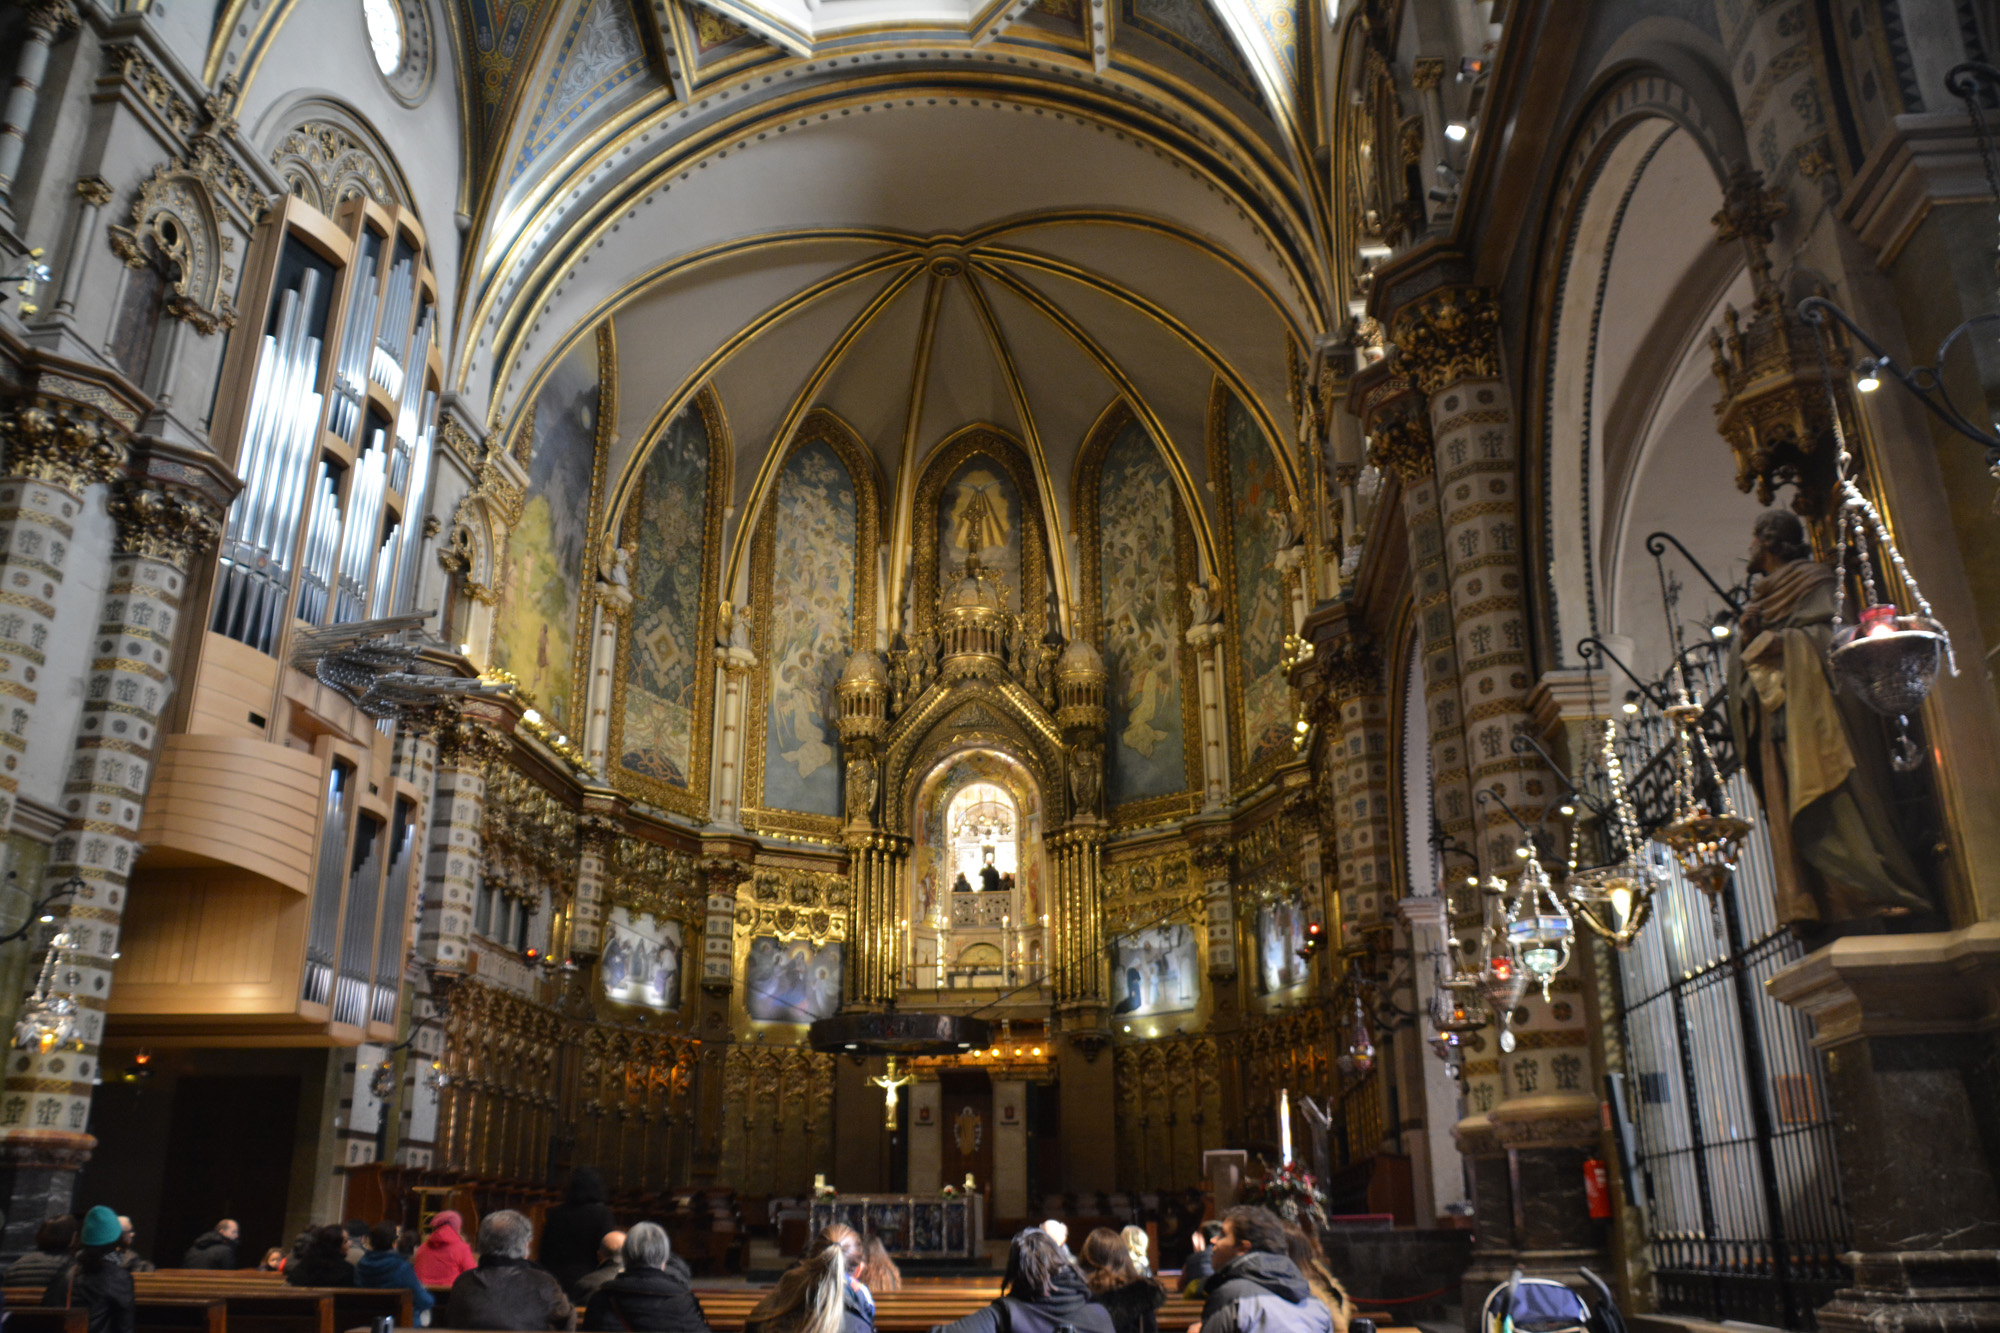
[389,304,434,496]
[369,524,400,619]
[213,268,327,654]
[333,432,389,623]
[296,463,342,625]
[328,245,379,443]
[370,254,415,399]
[392,386,439,615]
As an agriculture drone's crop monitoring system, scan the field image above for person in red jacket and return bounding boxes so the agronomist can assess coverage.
[413,1211,478,1286]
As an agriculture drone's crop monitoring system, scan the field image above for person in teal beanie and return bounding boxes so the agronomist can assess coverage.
[356,1221,437,1323]
[45,1205,136,1333]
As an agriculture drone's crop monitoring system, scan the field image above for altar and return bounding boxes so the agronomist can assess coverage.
[810,1194,986,1259]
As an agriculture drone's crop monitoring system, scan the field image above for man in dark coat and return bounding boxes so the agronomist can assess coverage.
[444,1209,574,1331]
[541,1167,617,1297]
[582,1223,710,1332]
[573,1231,627,1309]
[1198,1207,1332,1333]
[182,1220,239,1270]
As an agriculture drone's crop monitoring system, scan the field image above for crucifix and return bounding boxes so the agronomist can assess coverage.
[872,1055,916,1131]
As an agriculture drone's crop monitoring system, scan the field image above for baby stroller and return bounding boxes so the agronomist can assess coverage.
[1479,1268,1627,1333]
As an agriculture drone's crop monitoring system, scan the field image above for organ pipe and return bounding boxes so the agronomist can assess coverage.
[334,432,390,623]
[213,267,327,654]
[297,462,342,625]
[329,242,379,443]
[370,252,415,399]
[389,304,434,496]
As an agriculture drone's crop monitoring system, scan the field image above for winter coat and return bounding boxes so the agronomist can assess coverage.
[932,1263,1117,1333]
[1177,1250,1213,1296]
[7,1249,72,1288]
[540,1201,618,1296]
[581,1264,713,1333]
[442,1254,574,1331]
[113,1249,155,1275]
[573,1259,625,1309]
[414,1214,479,1286]
[285,1255,356,1288]
[1091,1280,1166,1333]
[1198,1252,1333,1333]
[182,1232,239,1271]
[356,1248,438,1316]
[44,1254,136,1333]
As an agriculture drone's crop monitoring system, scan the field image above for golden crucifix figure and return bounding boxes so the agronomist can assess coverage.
[871,1055,916,1131]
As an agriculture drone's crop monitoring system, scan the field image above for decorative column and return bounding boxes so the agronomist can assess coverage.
[0,402,124,843]
[1392,283,1593,1288]
[1052,638,1108,1018]
[51,178,112,323]
[1186,608,1229,808]
[836,648,898,1009]
[0,476,221,1251]
[1322,632,1392,946]
[711,621,757,828]
[387,721,444,1169]
[1192,841,1236,980]
[418,713,509,975]
[0,1,79,215]
[699,855,746,994]
[582,573,630,777]
[571,808,620,959]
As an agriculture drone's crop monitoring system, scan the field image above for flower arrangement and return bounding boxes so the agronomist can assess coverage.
[940,1184,960,1198]
[812,1181,838,1200]
[1242,1159,1329,1229]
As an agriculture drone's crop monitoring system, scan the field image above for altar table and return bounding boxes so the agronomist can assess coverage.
[809,1193,986,1259]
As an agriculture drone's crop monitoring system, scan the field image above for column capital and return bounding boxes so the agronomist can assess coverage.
[21,1,80,40]
[434,716,512,768]
[1366,402,1434,483]
[1320,632,1382,704]
[107,478,223,568]
[1390,286,1502,395]
[1,400,126,492]
[73,176,112,208]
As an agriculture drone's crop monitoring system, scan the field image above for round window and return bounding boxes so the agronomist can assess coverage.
[362,0,435,106]
[362,0,404,75]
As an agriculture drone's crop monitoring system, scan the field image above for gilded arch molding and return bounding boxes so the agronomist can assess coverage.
[882,680,1070,836]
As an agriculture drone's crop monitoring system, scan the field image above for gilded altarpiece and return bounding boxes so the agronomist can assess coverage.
[610,388,728,815]
[1074,405,1201,822]
[912,427,1048,644]
[1207,384,1295,790]
[746,413,882,835]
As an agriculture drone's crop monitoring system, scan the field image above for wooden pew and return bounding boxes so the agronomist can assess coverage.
[129,1277,412,1330]
[6,1292,227,1333]
[4,1308,89,1333]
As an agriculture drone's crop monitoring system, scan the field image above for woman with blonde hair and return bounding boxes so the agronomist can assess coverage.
[1119,1227,1151,1278]
[744,1245,849,1333]
[859,1236,901,1295]
[1078,1227,1164,1333]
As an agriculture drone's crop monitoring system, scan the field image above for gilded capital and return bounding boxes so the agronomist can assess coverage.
[1410,57,1446,91]
[435,717,512,768]
[1392,286,1502,394]
[74,177,113,208]
[1321,634,1382,704]
[23,0,80,39]
[1365,405,1434,483]
[1,402,127,493]
[109,481,224,567]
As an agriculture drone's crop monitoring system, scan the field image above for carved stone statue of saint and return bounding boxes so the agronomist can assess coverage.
[1725,510,1930,929]
[1068,744,1102,814]
[845,754,878,825]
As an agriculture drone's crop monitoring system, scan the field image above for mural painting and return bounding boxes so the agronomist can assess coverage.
[492,333,600,730]
[1254,897,1307,996]
[1110,923,1199,1017]
[744,936,844,1023]
[762,439,856,816]
[1224,394,1291,771]
[1098,421,1188,806]
[936,455,1022,610]
[601,907,682,1011]
[618,401,711,790]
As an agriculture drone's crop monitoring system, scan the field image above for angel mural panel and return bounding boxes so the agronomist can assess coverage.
[761,439,857,816]
[601,907,683,1011]
[744,936,844,1023]
[619,401,712,789]
[492,334,601,729]
[1222,394,1291,772]
[1098,422,1189,805]
[937,457,1021,609]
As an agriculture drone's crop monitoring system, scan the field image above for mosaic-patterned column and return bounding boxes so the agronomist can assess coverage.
[1192,841,1236,979]
[0,402,125,841]
[0,478,220,1249]
[418,717,508,974]
[700,856,746,993]
[1322,635,1392,944]
[387,724,443,1169]
[572,809,619,959]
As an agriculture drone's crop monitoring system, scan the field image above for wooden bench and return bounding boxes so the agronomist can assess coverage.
[3,1307,89,1333]
[131,1278,412,1330]
[5,1293,228,1333]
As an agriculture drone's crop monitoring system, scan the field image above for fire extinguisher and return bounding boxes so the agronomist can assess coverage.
[1583,1157,1612,1220]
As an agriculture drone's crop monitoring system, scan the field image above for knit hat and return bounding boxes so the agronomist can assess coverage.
[79,1206,120,1248]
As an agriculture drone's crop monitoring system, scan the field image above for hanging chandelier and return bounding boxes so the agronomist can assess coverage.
[1336,992,1375,1076]
[1426,963,1484,1077]
[1651,690,1752,896]
[1503,851,1574,1002]
[1566,720,1661,948]
[13,926,85,1054]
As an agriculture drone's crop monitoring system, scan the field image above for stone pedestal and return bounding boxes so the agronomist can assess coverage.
[1768,924,2000,1332]
[0,1131,92,1258]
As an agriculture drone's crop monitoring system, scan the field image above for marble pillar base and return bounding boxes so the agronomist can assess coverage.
[0,1131,93,1259]
[1815,1250,2000,1333]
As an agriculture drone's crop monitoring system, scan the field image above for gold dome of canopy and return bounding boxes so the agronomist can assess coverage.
[943,564,1003,614]
[840,649,890,687]
[1056,638,1105,681]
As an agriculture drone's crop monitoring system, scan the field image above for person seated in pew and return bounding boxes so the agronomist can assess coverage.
[8,1215,79,1288]
[357,1220,436,1323]
[344,1222,371,1267]
[542,1168,618,1299]
[414,1212,478,1287]
[43,1206,134,1333]
[182,1220,239,1271]
[1190,1207,1331,1333]
[741,1243,848,1333]
[930,1228,1115,1333]
[1176,1224,1223,1296]
[112,1218,153,1274]
[747,1228,870,1333]
[286,1225,356,1288]
[442,1209,573,1331]
[1080,1228,1164,1333]
[580,1222,708,1333]
[858,1238,900,1297]
[259,1248,287,1273]
[573,1232,626,1308]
